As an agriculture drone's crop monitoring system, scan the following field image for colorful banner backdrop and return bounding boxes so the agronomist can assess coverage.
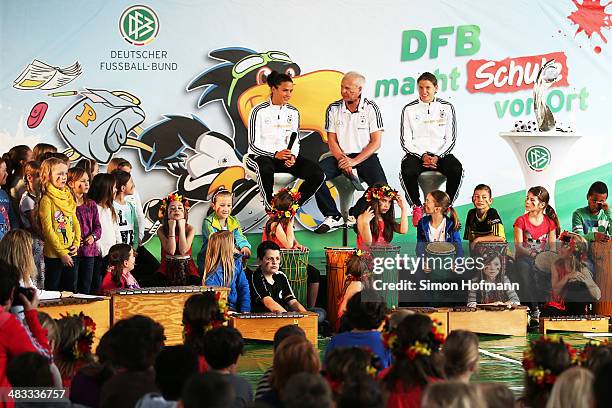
[1,0,610,240]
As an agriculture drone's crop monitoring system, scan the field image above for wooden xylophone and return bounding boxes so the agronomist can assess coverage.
[110,286,230,345]
[39,296,110,349]
[447,305,528,336]
[539,315,610,335]
[229,312,318,345]
[397,307,449,335]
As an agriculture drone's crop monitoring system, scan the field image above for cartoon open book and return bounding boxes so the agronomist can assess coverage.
[13,59,81,90]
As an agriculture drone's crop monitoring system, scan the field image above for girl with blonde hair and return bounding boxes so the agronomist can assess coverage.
[0,229,63,299]
[203,231,250,312]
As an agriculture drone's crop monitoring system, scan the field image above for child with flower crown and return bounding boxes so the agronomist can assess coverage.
[542,231,600,317]
[353,183,409,250]
[381,313,445,408]
[196,187,251,273]
[262,188,320,308]
[54,312,96,390]
[156,193,200,285]
[519,335,575,408]
[182,291,227,372]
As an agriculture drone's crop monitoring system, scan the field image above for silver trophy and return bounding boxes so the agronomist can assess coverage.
[533,60,561,131]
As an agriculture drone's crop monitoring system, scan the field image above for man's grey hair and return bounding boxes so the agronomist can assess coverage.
[343,71,366,87]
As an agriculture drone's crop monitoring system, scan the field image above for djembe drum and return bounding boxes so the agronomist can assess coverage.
[325,247,356,326]
[165,255,191,286]
[592,242,612,316]
[369,244,401,309]
[280,248,309,307]
[424,242,457,304]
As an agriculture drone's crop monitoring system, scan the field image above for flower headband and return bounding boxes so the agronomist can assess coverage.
[183,291,229,338]
[158,193,190,219]
[267,188,301,220]
[522,335,577,386]
[365,185,398,202]
[382,317,445,360]
[559,231,588,260]
[59,312,96,360]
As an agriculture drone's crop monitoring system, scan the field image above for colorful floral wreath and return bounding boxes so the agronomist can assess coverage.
[522,335,578,386]
[365,185,398,203]
[578,339,609,365]
[325,349,380,393]
[183,291,229,338]
[382,317,445,360]
[558,231,588,261]
[267,188,301,220]
[59,312,96,360]
[158,193,191,219]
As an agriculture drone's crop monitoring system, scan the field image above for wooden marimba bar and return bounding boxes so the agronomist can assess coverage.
[229,312,318,345]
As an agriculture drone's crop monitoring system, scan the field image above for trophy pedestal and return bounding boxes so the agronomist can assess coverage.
[499,131,582,207]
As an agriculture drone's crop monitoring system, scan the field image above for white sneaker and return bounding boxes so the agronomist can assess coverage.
[314,216,344,234]
[345,215,357,227]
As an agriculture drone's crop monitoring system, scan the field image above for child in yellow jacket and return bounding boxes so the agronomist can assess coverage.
[39,157,81,291]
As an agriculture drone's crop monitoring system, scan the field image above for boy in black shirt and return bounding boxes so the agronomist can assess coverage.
[250,241,308,313]
[464,184,507,247]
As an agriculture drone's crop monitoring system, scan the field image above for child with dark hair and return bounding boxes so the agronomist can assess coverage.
[135,345,198,408]
[281,372,333,408]
[182,291,225,372]
[520,336,574,408]
[572,181,611,242]
[112,169,138,249]
[464,184,507,246]
[6,352,53,388]
[443,330,479,383]
[324,347,378,395]
[325,290,391,369]
[466,249,520,308]
[263,188,320,308]
[250,241,308,314]
[203,327,252,408]
[156,193,199,286]
[180,371,235,408]
[353,183,409,249]
[382,314,445,408]
[0,260,51,391]
[3,144,33,204]
[89,172,118,294]
[337,253,370,329]
[0,157,19,241]
[54,313,96,390]
[99,243,139,294]
[336,372,384,408]
[582,342,612,374]
[513,186,560,320]
[594,361,612,408]
[99,315,165,408]
[255,325,306,399]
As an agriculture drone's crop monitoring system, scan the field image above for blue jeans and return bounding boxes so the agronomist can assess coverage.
[75,257,95,294]
[44,257,78,292]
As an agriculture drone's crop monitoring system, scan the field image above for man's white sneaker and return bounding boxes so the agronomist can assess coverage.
[314,216,344,234]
